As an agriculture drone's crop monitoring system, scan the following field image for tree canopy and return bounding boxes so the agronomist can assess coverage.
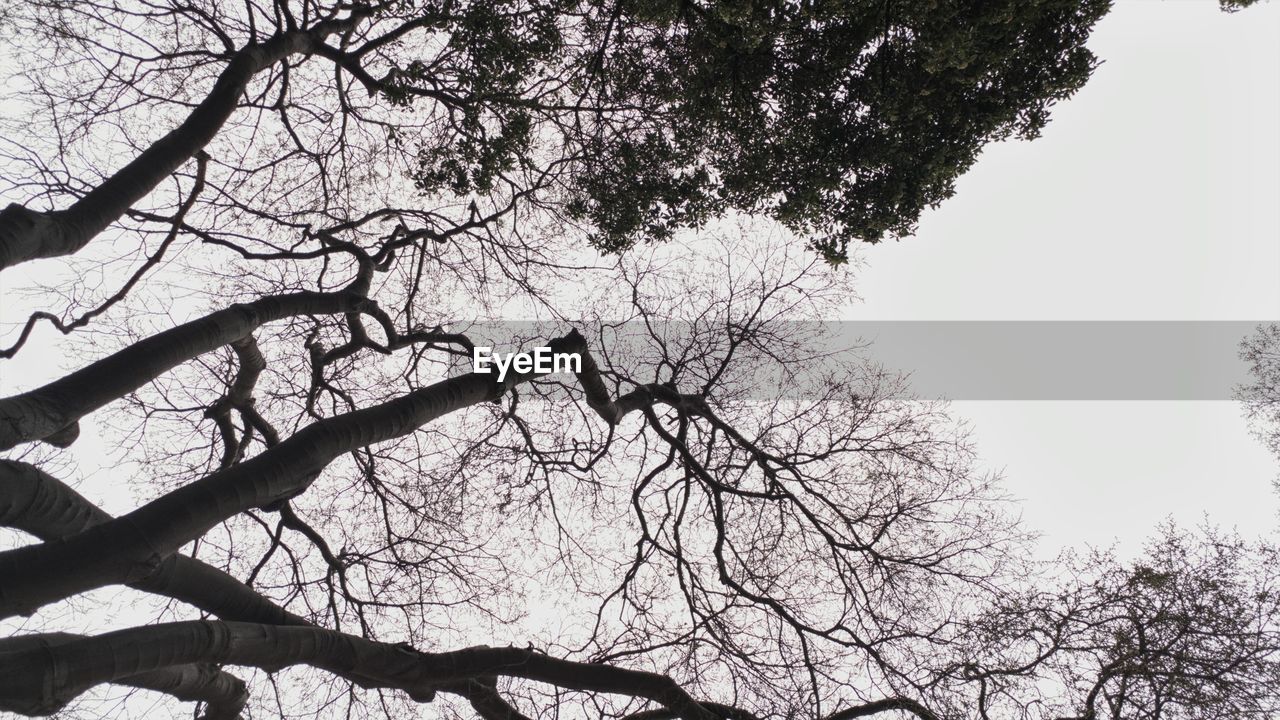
[0,0,1109,276]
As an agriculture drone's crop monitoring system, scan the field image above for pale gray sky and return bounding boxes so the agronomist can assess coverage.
[844,0,1280,556]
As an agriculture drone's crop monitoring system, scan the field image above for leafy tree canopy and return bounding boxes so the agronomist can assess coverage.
[396,0,1113,262]
[0,0,1111,272]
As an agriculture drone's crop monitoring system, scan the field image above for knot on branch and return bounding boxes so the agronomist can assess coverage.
[42,421,80,448]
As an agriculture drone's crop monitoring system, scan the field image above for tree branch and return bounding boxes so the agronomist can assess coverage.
[0,285,369,450]
[0,633,247,719]
[0,331,587,618]
[0,459,308,626]
[0,13,367,271]
[0,621,718,720]
[0,151,209,359]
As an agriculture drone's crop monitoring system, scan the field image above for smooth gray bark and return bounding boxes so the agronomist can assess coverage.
[0,459,309,626]
[0,621,716,720]
[0,633,247,718]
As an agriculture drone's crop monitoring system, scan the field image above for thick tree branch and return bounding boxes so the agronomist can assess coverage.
[0,14,366,271]
[825,697,941,720]
[0,152,209,359]
[0,633,247,719]
[436,679,534,720]
[0,621,718,720]
[0,462,529,716]
[0,328,744,617]
[0,286,369,450]
[0,464,538,716]
[206,333,269,468]
[0,332,587,617]
[0,459,308,626]
[623,698,942,720]
[566,332,708,425]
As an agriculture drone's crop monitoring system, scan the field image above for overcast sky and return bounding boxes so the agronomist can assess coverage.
[842,0,1280,557]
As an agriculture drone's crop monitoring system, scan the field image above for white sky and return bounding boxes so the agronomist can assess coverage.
[843,0,1280,556]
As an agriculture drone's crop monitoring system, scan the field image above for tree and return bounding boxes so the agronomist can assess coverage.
[1,0,1275,718]
[1220,0,1265,12]
[2,230,1029,717]
[952,526,1280,720]
[3,235,1278,719]
[1239,323,1280,487]
[0,0,1110,284]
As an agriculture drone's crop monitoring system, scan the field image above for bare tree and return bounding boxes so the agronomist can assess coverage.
[2,228,1027,717]
[0,0,1275,718]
